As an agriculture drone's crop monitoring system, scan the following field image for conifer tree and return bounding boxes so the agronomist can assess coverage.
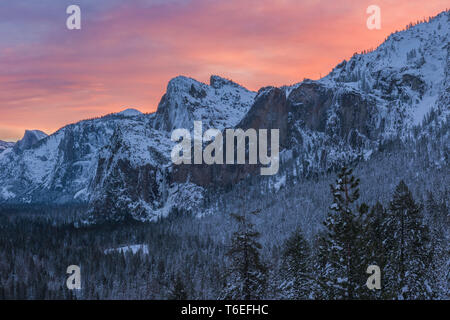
[360,202,387,299]
[382,180,432,299]
[316,167,366,299]
[280,228,312,299]
[168,274,188,300]
[222,209,267,300]
[424,191,449,299]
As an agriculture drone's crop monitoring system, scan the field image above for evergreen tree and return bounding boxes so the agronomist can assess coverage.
[168,274,188,300]
[280,228,312,299]
[424,191,449,299]
[382,180,432,299]
[316,167,366,299]
[222,209,267,300]
[361,202,387,299]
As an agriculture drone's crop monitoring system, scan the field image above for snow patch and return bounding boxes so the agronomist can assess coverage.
[0,186,16,200]
[104,244,149,255]
[116,108,143,117]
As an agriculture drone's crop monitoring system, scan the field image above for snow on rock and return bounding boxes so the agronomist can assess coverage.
[116,108,143,117]
[322,11,449,130]
[0,186,16,200]
[13,130,48,152]
[104,244,149,255]
[153,75,256,132]
[0,140,14,153]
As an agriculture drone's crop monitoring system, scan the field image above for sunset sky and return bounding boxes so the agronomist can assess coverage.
[0,0,448,141]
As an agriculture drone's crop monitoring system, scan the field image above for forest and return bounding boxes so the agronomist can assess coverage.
[0,157,447,299]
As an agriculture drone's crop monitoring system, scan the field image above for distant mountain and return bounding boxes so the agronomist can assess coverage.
[0,11,448,223]
[116,108,143,117]
[13,130,48,153]
[0,140,15,153]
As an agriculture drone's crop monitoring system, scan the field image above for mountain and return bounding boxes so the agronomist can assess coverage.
[0,141,15,154]
[0,75,256,218]
[153,75,256,131]
[115,108,143,117]
[0,11,448,222]
[13,130,48,153]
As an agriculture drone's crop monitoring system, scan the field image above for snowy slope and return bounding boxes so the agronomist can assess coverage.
[0,111,156,203]
[116,108,143,117]
[0,140,14,153]
[322,11,448,129]
[275,11,449,174]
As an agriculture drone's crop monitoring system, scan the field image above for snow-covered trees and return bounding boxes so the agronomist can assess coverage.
[168,274,188,300]
[0,156,448,300]
[315,167,367,299]
[222,210,267,300]
[382,181,433,299]
[360,202,387,299]
[425,192,450,299]
[279,228,312,299]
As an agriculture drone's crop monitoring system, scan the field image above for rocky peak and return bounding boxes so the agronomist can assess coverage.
[116,108,143,117]
[210,75,241,89]
[153,75,256,132]
[13,130,48,153]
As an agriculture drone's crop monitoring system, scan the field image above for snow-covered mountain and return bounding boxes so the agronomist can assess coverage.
[0,75,256,218]
[153,75,256,131]
[0,11,448,222]
[13,130,48,153]
[115,108,143,117]
[0,141,15,154]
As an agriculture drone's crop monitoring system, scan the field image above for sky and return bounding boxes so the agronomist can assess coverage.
[0,0,448,141]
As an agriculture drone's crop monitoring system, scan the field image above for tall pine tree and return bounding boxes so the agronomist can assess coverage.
[316,167,366,299]
[222,209,267,300]
[360,202,387,299]
[280,228,312,299]
[382,180,432,299]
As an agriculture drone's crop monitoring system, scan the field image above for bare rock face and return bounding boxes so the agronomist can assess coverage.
[287,81,333,133]
[239,87,289,147]
[287,81,379,143]
[13,130,48,153]
[336,91,376,141]
[170,87,289,187]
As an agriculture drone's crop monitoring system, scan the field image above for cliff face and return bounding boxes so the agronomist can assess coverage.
[13,130,48,153]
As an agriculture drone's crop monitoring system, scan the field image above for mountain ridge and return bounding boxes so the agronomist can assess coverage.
[0,11,448,223]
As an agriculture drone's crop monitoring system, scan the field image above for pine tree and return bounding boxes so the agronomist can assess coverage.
[358,202,387,299]
[280,228,312,299]
[316,166,366,299]
[382,180,432,299]
[168,274,188,300]
[222,209,267,300]
[424,191,449,299]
